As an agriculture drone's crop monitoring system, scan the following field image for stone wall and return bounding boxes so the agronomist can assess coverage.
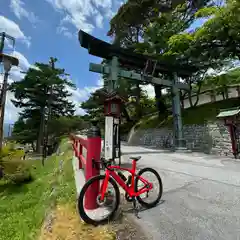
[127,121,238,157]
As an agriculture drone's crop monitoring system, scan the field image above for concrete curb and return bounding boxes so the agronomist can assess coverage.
[72,156,85,197]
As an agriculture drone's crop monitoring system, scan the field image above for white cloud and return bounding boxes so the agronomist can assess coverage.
[6,50,31,82]
[45,0,118,36]
[96,13,104,29]
[57,26,73,38]
[0,16,31,47]
[65,77,103,116]
[10,0,38,24]
[12,51,31,70]
[97,77,103,87]
[0,74,20,123]
[4,91,19,124]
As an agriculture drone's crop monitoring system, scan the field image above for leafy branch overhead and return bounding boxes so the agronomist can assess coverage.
[108,0,211,46]
[106,0,240,119]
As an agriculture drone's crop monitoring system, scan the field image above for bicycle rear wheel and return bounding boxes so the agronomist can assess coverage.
[78,175,120,225]
[135,167,163,208]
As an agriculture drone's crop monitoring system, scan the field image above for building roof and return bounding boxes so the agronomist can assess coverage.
[216,107,240,118]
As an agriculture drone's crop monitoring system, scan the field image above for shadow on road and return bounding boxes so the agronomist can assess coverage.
[122,199,165,215]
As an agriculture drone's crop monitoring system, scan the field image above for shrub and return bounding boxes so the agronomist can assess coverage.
[1,159,33,184]
[0,146,11,159]
[0,145,33,185]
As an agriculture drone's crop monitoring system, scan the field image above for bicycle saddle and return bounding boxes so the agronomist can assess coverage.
[129,156,141,161]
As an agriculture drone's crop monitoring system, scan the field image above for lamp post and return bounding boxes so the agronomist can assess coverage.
[0,53,19,151]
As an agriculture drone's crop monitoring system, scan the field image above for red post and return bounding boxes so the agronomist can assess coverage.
[228,124,238,158]
[84,121,101,210]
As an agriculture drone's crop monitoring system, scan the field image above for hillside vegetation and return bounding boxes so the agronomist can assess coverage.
[136,98,240,130]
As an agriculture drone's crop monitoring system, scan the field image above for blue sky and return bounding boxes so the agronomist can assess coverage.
[0,0,209,124]
[1,0,126,123]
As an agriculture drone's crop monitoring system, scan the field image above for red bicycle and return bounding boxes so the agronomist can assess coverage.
[78,156,163,225]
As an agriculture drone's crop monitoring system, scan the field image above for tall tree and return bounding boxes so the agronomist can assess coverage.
[11,117,37,150]
[163,1,240,106]
[9,58,76,153]
[166,1,240,65]
[108,0,211,41]
[48,116,87,139]
[108,1,212,118]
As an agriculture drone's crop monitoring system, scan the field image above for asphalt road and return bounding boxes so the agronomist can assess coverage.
[121,144,240,240]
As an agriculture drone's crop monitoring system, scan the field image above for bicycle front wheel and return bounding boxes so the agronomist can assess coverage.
[135,167,163,208]
[78,175,120,225]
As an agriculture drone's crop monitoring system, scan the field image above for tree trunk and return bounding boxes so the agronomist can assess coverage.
[36,107,44,153]
[224,86,229,99]
[135,83,142,118]
[188,82,202,107]
[154,85,167,118]
[31,142,36,152]
[180,90,187,108]
[221,91,225,100]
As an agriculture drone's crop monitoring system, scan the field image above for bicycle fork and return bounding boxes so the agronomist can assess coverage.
[100,173,110,202]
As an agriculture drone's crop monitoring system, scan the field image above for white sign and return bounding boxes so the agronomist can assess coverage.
[105,116,114,160]
[114,118,119,124]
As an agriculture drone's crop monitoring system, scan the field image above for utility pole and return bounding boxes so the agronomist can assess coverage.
[0,33,18,151]
[0,32,5,54]
[0,33,7,150]
[0,70,9,148]
[0,32,15,54]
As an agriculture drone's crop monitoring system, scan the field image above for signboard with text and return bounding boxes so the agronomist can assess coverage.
[104,116,113,160]
[113,118,120,161]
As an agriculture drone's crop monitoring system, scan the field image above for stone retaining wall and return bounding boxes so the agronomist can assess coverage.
[127,121,239,157]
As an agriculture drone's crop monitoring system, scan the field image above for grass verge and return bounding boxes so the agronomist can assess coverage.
[0,139,115,240]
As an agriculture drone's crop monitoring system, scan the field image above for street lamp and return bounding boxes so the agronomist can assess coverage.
[0,53,19,151]
[3,57,12,73]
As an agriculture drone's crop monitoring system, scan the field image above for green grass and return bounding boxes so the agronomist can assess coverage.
[136,98,240,129]
[0,139,75,240]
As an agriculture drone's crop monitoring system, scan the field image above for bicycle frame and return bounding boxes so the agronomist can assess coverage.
[100,160,153,201]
